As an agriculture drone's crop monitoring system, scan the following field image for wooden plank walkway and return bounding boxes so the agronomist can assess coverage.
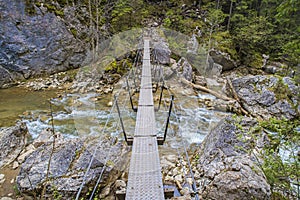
[126,39,165,199]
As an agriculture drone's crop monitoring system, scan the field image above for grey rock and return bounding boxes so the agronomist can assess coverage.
[16,136,129,198]
[258,89,276,106]
[231,75,299,120]
[0,122,29,168]
[177,57,193,81]
[195,117,271,200]
[187,34,199,54]
[262,62,287,75]
[152,42,171,65]
[12,161,19,169]
[209,50,237,72]
[151,29,171,65]
[206,56,223,77]
[0,0,88,88]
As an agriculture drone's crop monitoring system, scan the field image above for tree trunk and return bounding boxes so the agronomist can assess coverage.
[96,0,99,54]
[89,0,95,62]
[227,0,233,31]
[216,0,220,9]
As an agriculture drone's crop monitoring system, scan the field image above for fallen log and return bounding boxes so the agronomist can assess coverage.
[180,77,250,116]
[180,78,233,101]
[226,77,250,116]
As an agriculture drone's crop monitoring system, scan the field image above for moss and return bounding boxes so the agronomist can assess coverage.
[269,76,293,103]
[104,60,117,72]
[104,59,132,75]
[36,3,65,17]
[106,160,114,167]
[25,0,37,15]
[54,10,64,17]
[70,27,77,37]
[249,53,263,69]
[212,31,238,61]
[271,192,289,200]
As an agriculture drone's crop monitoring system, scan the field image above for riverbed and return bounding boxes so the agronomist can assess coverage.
[0,77,229,147]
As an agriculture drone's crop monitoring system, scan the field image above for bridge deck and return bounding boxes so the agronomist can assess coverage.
[126,40,165,199]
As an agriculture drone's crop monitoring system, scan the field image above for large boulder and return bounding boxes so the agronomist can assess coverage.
[16,136,129,198]
[177,57,193,81]
[0,0,88,88]
[208,50,237,73]
[151,29,171,65]
[0,122,29,168]
[231,75,299,120]
[194,117,271,200]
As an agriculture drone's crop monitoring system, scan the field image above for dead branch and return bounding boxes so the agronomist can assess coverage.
[180,78,233,101]
[225,77,250,116]
[41,99,57,199]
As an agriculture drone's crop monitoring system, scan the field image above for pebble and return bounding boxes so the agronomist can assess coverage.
[180,187,191,196]
[164,175,174,182]
[174,174,183,183]
[165,155,177,163]
[0,174,5,184]
[115,180,126,189]
[12,161,19,169]
[186,178,193,185]
[99,186,110,199]
[0,198,14,200]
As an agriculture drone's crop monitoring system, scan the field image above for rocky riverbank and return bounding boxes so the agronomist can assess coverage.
[1,27,299,199]
[1,75,298,199]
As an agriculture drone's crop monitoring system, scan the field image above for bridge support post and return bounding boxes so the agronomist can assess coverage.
[126,77,137,112]
[155,81,164,112]
[160,95,174,144]
[115,95,130,145]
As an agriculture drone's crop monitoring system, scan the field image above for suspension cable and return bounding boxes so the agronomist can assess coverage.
[154,52,199,199]
[75,95,118,200]
[80,44,143,199]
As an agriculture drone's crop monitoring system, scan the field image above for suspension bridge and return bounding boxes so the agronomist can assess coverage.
[125,39,165,199]
[75,37,199,200]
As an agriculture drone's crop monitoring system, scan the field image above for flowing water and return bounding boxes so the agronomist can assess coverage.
[0,77,230,198]
[0,75,228,147]
[0,79,229,147]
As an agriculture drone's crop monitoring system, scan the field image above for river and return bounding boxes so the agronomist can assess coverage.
[0,78,229,147]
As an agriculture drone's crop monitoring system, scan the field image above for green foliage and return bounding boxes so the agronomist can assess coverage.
[25,1,37,15]
[211,31,238,60]
[51,185,63,200]
[270,77,294,102]
[260,118,300,198]
[207,8,227,26]
[231,15,273,68]
[13,184,21,196]
[110,0,151,33]
[104,59,131,75]
[34,2,65,17]
[70,27,77,37]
